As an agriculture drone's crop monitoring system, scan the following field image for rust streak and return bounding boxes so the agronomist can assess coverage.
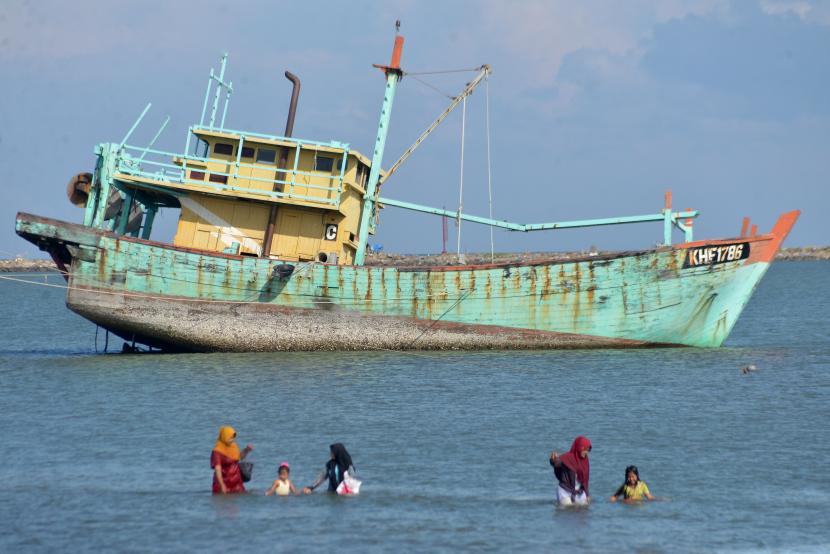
[424,270,434,318]
[365,267,373,301]
[572,263,582,325]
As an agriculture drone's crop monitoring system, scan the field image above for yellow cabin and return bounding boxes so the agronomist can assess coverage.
[75,53,400,266]
[114,126,381,266]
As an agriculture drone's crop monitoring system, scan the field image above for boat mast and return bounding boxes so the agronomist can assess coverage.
[354,34,405,266]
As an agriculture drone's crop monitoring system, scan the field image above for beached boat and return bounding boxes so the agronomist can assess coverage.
[15,35,799,351]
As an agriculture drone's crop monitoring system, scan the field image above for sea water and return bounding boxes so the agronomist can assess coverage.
[0,262,828,553]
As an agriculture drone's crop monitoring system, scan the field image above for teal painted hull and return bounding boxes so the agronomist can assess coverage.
[15,212,798,351]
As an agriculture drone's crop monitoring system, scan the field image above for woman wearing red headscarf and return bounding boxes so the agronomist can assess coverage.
[211,426,253,494]
[549,436,592,506]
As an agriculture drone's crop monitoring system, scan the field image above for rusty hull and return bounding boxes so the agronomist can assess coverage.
[15,211,799,352]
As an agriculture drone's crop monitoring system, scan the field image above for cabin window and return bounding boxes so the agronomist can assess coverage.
[356,165,367,187]
[190,170,205,180]
[209,174,228,184]
[240,146,255,158]
[314,155,334,173]
[256,148,277,164]
[213,143,234,156]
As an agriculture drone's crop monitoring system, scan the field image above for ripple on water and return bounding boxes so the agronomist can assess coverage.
[0,263,828,553]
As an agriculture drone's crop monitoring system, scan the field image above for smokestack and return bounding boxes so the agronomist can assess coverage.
[262,71,301,258]
[284,71,300,137]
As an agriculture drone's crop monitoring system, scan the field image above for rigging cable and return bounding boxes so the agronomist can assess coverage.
[408,75,454,99]
[403,67,481,76]
[0,271,559,304]
[456,96,467,260]
[0,273,474,358]
[380,65,490,186]
[406,288,473,348]
[0,272,489,304]
[485,75,495,263]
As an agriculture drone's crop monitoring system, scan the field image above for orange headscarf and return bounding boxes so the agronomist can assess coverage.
[213,426,241,461]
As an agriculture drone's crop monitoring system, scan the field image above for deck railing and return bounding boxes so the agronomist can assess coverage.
[116,132,350,208]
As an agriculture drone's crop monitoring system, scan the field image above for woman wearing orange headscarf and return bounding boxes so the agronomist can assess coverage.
[211,426,253,494]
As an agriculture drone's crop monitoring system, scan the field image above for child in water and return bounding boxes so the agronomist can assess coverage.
[265,462,299,496]
[610,465,654,502]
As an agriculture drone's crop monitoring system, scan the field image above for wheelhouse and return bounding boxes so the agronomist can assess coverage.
[76,54,380,265]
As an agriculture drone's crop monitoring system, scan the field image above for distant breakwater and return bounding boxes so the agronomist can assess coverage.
[0,258,58,273]
[775,247,830,261]
[366,246,830,266]
[1,247,827,273]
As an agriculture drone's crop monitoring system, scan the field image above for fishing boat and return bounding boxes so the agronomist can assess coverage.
[15,35,799,352]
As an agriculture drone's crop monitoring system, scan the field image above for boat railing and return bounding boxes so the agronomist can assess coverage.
[116,138,348,209]
[109,55,351,210]
[190,124,350,151]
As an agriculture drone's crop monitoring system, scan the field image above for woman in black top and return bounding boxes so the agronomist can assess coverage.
[303,443,355,494]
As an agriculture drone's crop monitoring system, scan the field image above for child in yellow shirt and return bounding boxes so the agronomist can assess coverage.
[610,465,654,502]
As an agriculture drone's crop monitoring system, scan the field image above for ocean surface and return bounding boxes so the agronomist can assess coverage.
[0,261,828,553]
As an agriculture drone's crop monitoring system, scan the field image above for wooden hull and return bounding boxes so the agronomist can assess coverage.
[16,211,799,352]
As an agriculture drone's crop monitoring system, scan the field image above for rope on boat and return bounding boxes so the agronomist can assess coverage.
[409,75,455,99]
[387,66,496,263]
[403,67,481,76]
[0,273,486,305]
[0,274,267,304]
[0,271,472,303]
[407,288,473,348]
[456,96,467,260]
[1,267,578,304]
[485,75,495,263]
[380,66,490,186]
[27,258,475,302]
[0,272,477,358]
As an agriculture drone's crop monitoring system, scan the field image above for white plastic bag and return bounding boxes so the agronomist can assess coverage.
[336,470,362,495]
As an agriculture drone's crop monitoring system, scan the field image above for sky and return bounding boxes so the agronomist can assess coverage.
[0,0,828,258]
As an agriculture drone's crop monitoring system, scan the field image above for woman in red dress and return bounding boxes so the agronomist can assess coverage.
[211,426,253,494]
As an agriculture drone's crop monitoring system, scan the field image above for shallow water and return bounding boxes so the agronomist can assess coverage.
[1,262,828,553]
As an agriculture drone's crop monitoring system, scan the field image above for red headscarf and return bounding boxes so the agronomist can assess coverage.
[559,436,592,494]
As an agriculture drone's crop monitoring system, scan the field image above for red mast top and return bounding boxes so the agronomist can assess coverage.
[373,35,405,75]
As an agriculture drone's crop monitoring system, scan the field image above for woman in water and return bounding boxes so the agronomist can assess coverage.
[211,425,253,494]
[549,436,592,506]
[303,443,355,494]
[610,465,654,502]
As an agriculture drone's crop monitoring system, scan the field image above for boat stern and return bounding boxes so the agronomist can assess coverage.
[15,212,107,278]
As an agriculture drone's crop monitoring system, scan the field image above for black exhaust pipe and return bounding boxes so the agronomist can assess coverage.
[283,71,300,137]
[262,71,302,257]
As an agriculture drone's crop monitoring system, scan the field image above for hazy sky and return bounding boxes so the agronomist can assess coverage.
[1,0,827,258]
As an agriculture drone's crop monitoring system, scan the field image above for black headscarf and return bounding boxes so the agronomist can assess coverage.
[330,443,354,474]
